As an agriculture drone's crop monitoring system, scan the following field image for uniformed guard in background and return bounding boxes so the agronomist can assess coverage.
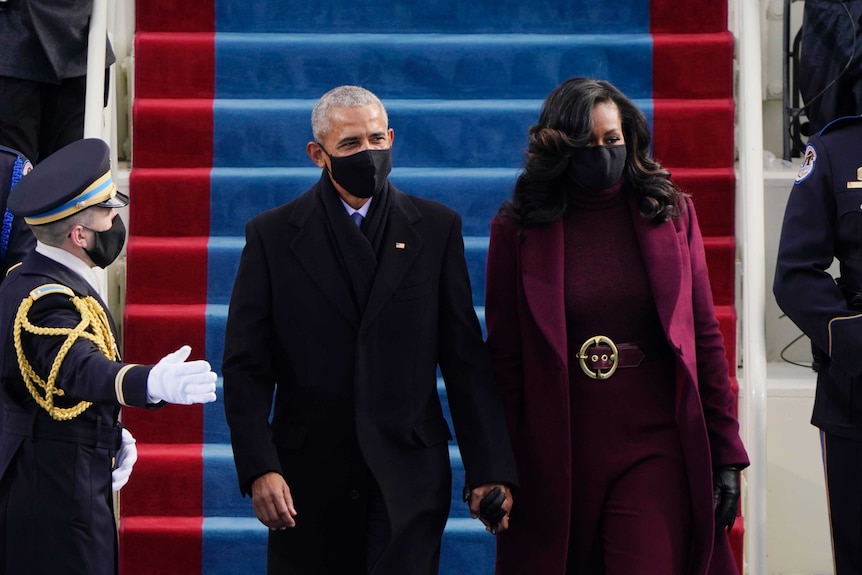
[0,145,34,280]
[0,138,218,575]
[775,114,862,575]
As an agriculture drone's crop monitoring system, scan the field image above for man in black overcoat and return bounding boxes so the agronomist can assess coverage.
[222,85,518,574]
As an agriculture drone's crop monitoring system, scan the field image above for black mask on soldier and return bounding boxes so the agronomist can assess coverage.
[567,145,627,191]
[319,145,392,199]
[84,215,126,268]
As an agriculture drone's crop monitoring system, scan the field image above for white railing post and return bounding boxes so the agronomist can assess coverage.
[84,0,108,139]
[732,0,769,573]
[84,0,110,298]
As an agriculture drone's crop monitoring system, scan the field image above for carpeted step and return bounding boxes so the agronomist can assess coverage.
[123,441,473,520]
[119,516,203,574]
[121,444,204,517]
[119,515,495,575]
[129,167,517,239]
[137,0,650,35]
[672,167,736,237]
[135,32,731,101]
[128,168,213,237]
[132,97,732,170]
[125,237,208,305]
[197,518,493,574]
[127,166,734,239]
[125,233,737,309]
[136,0,726,35]
[121,303,207,365]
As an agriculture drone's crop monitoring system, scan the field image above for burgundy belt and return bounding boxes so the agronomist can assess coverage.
[576,335,648,380]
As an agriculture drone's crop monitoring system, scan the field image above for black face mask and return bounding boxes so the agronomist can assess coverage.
[84,215,126,268]
[319,145,392,199]
[567,145,627,191]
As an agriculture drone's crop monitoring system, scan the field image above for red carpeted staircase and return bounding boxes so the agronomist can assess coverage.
[119,1,743,573]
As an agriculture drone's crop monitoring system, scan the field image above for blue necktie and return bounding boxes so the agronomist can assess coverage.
[351,211,364,228]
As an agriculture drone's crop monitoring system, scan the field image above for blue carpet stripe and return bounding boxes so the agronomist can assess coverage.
[202,517,267,574]
[208,167,520,237]
[207,237,244,306]
[202,442,245,516]
[212,99,655,169]
[440,519,496,575]
[214,0,649,34]
[203,379,230,446]
[214,33,653,100]
[205,303,230,375]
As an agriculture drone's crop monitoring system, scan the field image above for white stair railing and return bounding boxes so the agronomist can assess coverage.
[731,0,768,573]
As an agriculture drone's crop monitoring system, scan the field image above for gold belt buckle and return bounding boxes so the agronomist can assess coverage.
[578,335,619,380]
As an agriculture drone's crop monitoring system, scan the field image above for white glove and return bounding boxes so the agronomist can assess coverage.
[147,345,218,405]
[112,427,138,492]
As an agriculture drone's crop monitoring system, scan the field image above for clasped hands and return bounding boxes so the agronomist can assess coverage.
[464,483,513,535]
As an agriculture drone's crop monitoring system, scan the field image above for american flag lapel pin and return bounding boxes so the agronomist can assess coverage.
[395,242,406,249]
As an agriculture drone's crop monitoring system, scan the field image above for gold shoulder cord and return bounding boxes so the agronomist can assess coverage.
[13,284,119,421]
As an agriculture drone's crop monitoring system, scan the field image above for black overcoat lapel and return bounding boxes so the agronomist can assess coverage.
[288,187,361,329]
[361,190,423,335]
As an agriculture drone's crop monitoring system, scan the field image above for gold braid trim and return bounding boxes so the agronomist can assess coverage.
[13,285,119,421]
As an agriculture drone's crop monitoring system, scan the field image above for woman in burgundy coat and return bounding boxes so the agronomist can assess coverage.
[485,77,749,575]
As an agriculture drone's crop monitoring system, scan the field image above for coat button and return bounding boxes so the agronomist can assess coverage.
[350,490,360,500]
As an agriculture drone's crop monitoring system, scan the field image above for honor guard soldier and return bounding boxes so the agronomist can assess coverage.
[775,114,862,575]
[0,138,218,575]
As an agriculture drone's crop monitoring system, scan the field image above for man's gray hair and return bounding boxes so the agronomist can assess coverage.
[311,85,388,143]
[29,208,97,247]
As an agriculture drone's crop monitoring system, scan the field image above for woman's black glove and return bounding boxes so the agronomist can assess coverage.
[713,465,741,532]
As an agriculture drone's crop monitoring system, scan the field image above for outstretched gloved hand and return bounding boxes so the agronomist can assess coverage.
[713,465,742,532]
[112,427,137,492]
[147,345,217,405]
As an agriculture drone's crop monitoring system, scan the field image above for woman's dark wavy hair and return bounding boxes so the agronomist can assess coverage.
[500,77,685,229]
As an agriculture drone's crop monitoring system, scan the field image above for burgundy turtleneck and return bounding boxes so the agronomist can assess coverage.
[562,180,667,356]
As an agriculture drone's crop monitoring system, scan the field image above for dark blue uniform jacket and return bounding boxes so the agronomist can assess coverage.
[775,115,862,439]
[0,252,152,574]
